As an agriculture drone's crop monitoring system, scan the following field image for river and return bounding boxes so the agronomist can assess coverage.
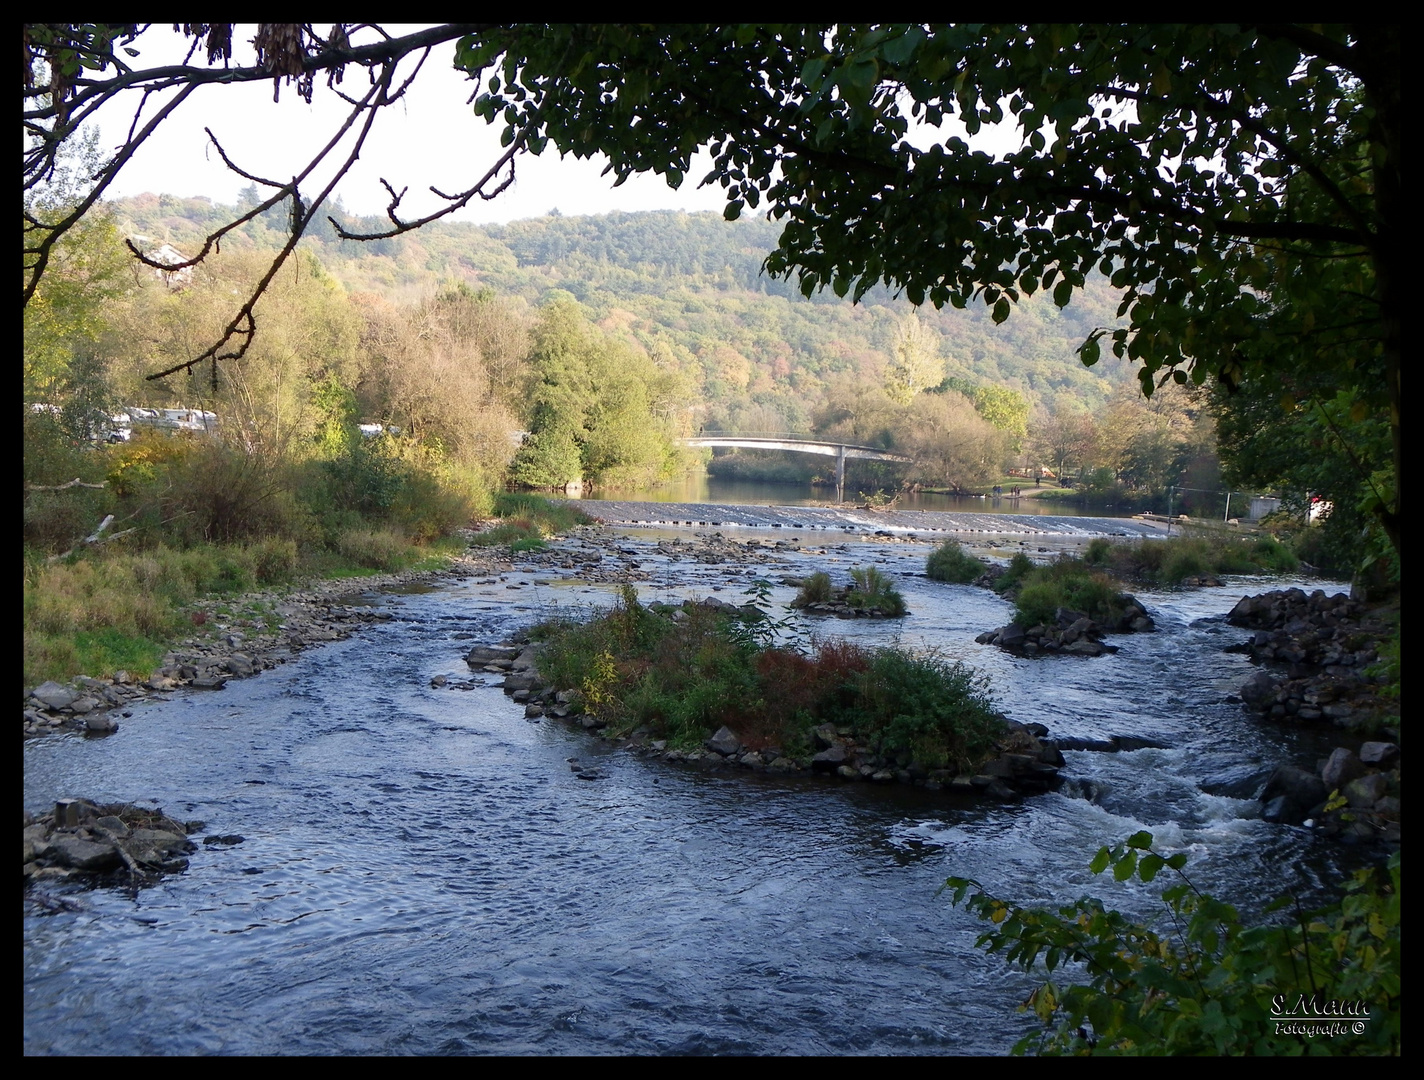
[23,503,1364,1055]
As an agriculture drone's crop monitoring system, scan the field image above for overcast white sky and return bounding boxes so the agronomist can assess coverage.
[92,24,1030,228]
[94,25,735,224]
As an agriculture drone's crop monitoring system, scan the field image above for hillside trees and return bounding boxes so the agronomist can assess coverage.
[511,297,687,489]
[884,313,944,406]
[459,23,1399,556]
[355,284,530,481]
[25,24,1399,554]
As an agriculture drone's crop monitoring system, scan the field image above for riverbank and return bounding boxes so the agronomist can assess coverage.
[25,511,1398,1054]
[22,540,512,738]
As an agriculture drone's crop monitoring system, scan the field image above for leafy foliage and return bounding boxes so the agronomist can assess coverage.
[536,588,1001,766]
[846,565,907,616]
[945,835,1400,1055]
[1011,559,1130,628]
[926,540,985,584]
[460,23,1398,552]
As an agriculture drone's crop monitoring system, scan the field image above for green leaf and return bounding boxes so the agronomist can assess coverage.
[1052,279,1073,308]
[1089,846,1111,875]
[1126,830,1153,850]
[1165,853,1188,870]
[1138,853,1164,882]
[1113,850,1138,881]
[992,297,1011,324]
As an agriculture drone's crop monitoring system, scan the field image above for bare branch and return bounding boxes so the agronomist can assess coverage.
[24,23,497,305]
[146,58,400,381]
[26,478,109,492]
[330,125,527,242]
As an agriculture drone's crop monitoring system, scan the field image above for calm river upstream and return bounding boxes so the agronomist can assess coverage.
[23,503,1361,1055]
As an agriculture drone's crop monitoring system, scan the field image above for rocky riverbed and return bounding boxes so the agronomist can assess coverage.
[1223,587,1400,844]
[24,799,203,886]
[22,546,508,739]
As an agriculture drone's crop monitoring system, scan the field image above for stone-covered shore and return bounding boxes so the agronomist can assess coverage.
[1226,587,1400,845]
[22,547,512,739]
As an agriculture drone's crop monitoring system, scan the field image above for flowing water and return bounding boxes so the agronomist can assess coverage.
[24,503,1362,1055]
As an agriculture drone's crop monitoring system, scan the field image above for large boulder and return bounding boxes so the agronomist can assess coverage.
[1358,741,1400,769]
[1260,765,1327,824]
[1320,748,1367,790]
[996,623,1027,648]
[48,835,123,872]
[705,726,742,757]
[30,681,78,710]
[1240,672,1278,708]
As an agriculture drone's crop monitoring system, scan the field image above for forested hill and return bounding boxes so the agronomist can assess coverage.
[106,193,1137,426]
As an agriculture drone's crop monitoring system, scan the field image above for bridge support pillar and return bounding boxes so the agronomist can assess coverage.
[835,444,846,502]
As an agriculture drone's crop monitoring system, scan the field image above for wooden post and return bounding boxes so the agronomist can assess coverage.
[836,445,846,502]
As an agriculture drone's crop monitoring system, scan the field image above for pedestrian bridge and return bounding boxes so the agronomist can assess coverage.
[678,433,911,500]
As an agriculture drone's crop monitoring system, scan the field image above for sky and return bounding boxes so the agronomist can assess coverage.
[91,24,1030,228]
[93,25,736,225]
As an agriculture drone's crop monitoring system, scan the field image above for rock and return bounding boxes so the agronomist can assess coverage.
[1063,639,1105,657]
[705,726,742,756]
[1260,765,1327,824]
[811,745,848,772]
[1240,672,1277,707]
[1343,774,1388,809]
[1358,741,1400,768]
[1262,796,1300,825]
[996,623,1027,648]
[811,722,839,750]
[30,681,78,710]
[83,713,118,734]
[123,829,193,866]
[466,644,520,665]
[48,835,123,872]
[226,654,255,676]
[1320,748,1367,790]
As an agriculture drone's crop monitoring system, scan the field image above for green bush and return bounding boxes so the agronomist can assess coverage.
[1011,559,1130,627]
[792,570,833,606]
[1082,538,1113,565]
[535,589,998,767]
[847,565,907,616]
[995,552,1037,595]
[1014,579,1067,629]
[857,649,1002,771]
[946,836,1400,1056]
[1087,536,1301,585]
[249,537,299,584]
[1159,543,1211,584]
[927,540,985,583]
